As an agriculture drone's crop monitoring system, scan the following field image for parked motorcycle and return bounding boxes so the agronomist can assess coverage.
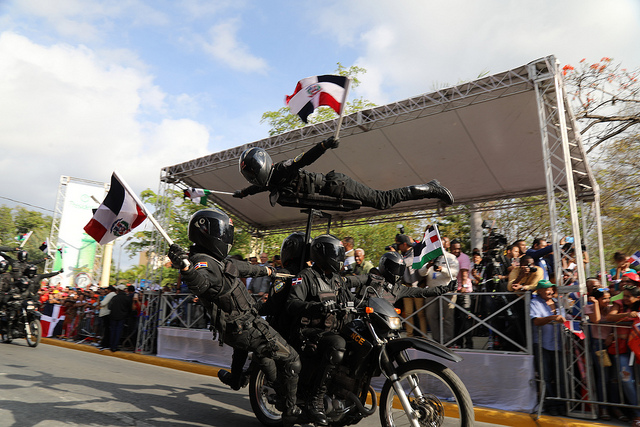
[248,292,474,427]
[0,297,42,347]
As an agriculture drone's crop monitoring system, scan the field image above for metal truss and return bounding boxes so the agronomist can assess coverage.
[531,57,600,420]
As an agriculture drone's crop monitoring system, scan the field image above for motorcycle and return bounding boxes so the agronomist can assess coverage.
[0,296,42,347]
[248,291,474,427]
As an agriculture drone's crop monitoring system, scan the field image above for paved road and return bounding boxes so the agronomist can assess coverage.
[0,340,502,427]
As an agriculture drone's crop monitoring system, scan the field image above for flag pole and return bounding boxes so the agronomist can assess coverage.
[113,171,174,246]
[19,231,33,248]
[333,77,352,141]
[433,224,453,279]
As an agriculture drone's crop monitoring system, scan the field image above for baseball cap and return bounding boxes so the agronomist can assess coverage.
[536,279,554,289]
[116,284,127,291]
[622,272,640,283]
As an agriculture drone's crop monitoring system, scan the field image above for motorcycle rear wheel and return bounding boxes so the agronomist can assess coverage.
[379,359,474,427]
[249,368,283,427]
[25,318,41,347]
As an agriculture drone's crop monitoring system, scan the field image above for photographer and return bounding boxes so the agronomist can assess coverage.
[507,255,544,292]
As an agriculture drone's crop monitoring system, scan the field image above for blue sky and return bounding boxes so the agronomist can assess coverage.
[1,0,639,216]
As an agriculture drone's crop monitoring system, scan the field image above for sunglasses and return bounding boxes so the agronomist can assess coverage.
[623,284,638,291]
[596,287,609,292]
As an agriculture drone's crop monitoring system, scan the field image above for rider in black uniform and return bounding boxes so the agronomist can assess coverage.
[167,208,302,420]
[286,234,373,425]
[233,137,454,209]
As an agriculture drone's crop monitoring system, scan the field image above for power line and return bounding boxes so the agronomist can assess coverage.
[0,196,55,213]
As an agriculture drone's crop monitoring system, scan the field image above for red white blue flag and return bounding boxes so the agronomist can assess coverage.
[83,173,147,245]
[628,251,640,268]
[285,75,349,123]
[564,320,585,340]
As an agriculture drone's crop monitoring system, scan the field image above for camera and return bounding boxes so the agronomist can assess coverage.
[384,243,398,251]
[528,266,537,272]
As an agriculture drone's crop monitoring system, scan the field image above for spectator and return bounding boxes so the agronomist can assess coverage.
[108,284,132,352]
[530,279,566,416]
[450,239,471,284]
[610,252,636,291]
[272,255,282,270]
[505,244,521,274]
[352,248,374,275]
[470,252,485,289]
[395,234,428,337]
[605,284,640,424]
[248,253,272,299]
[454,268,474,349]
[584,288,615,421]
[420,238,459,344]
[507,255,544,292]
[342,237,355,269]
[526,237,565,282]
[98,285,116,350]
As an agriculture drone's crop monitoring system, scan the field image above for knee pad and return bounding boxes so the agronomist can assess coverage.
[288,354,302,377]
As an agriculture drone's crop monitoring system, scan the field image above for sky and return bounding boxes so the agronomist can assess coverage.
[1,0,639,218]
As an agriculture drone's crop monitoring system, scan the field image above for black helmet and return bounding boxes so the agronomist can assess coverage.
[0,259,8,274]
[16,277,30,291]
[378,251,406,285]
[17,250,28,262]
[239,147,273,186]
[24,265,38,278]
[310,234,345,273]
[188,208,234,261]
[280,232,306,275]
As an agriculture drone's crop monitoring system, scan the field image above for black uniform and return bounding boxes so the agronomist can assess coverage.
[236,141,418,210]
[180,249,301,412]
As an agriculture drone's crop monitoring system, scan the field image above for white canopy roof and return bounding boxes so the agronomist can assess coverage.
[162,56,594,232]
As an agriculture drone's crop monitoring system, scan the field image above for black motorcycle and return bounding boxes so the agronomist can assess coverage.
[0,297,42,347]
[249,293,474,427]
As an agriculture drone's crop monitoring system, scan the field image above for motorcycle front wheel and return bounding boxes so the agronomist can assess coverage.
[249,368,283,427]
[379,359,474,427]
[25,318,41,347]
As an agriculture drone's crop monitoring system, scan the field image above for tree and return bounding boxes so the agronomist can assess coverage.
[260,63,377,136]
[0,205,52,271]
[563,57,640,154]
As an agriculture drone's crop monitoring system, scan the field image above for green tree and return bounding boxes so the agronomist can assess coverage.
[260,63,377,136]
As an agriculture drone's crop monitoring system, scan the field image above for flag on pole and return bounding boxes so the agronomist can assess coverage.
[83,173,147,245]
[564,320,586,340]
[628,251,640,268]
[285,75,349,123]
[39,239,49,252]
[412,225,445,270]
[184,188,210,206]
[18,231,33,247]
[40,304,65,337]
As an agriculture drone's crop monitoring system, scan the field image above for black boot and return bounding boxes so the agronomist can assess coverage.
[408,179,454,205]
[217,369,248,390]
[308,387,329,426]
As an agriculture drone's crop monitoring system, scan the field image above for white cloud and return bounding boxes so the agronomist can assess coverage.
[200,18,268,73]
[0,31,210,210]
[314,0,640,105]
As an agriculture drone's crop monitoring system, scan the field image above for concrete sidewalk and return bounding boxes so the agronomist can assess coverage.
[42,337,617,427]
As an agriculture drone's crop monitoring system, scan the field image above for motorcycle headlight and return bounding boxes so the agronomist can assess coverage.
[388,316,402,330]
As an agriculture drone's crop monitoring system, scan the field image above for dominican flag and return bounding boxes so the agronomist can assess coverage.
[629,251,640,268]
[412,225,444,270]
[564,320,586,340]
[83,173,147,245]
[18,231,33,247]
[39,239,49,253]
[285,75,349,123]
[40,304,65,337]
[184,188,210,206]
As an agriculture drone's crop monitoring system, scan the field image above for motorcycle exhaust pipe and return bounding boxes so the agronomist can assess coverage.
[344,386,376,416]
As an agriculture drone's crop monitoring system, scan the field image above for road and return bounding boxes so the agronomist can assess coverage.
[0,340,502,427]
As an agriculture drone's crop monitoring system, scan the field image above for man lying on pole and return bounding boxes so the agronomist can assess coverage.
[233,137,454,209]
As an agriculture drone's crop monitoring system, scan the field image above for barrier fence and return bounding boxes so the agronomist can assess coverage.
[40,289,640,420]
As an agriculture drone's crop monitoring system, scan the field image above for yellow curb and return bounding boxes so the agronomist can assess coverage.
[42,338,614,427]
[41,338,221,377]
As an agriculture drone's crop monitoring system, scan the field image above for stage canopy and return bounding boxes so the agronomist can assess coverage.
[161,56,595,233]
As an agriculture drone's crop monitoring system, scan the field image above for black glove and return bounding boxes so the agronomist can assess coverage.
[168,244,190,270]
[267,267,277,281]
[321,136,339,150]
[233,190,245,198]
[447,280,458,292]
